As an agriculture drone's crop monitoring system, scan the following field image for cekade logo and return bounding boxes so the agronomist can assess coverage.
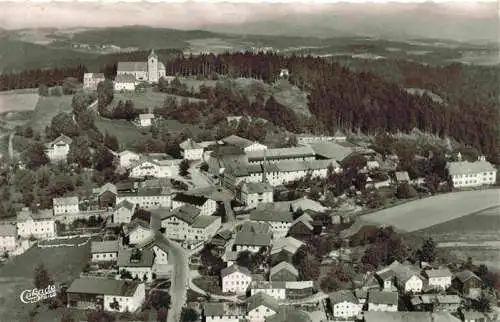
[20,285,57,304]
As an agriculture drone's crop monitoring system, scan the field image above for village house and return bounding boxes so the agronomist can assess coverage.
[92,183,118,209]
[179,139,204,160]
[269,261,299,282]
[249,206,294,240]
[233,222,272,253]
[117,150,141,169]
[117,248,154,281]
[222,163,264,193]
[129,159,171,178]
[222,250,239,268]
[239,182,274,208]
[116,49,166,83]
[90,240,120,263]
[114,74,137,91]
[328,290,362,320]
[447,155,497,188]
[363,311,460,322]
[83,72,106,90]
[221,264,253,295]
[172,193,217,216]
[291,198,330,213]
[113,200,137,224]
[246,292,280,322]
[137,235,170,275]
[269,236,304,265]
[66,278,145,312]
[376,261,424,293]
[367,291,399,312]
[53,196,79,215]
[287,214,315,241]
[211,230,232,248]
[261,159,334,186]
[16,208,56,239]
[137,113,155,127]
[206,145,248,176]
[126,220,154,245]
[0,224,17,252]
[116,186,172,209]
[45,134,72,163]
[250,281,287,300]
[204,302,246,322]
[453,270,484,298]
[221,135,268,153]
[424,268,453,291]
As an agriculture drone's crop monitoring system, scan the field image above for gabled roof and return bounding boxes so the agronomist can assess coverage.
[192,215,220,229]
[91,240,120,254]
[137,234,170,254]
[163,204,201,225]
[94,182,117,196]
[179,138,202,150]
[291,198,329,213]
[309,142,353,161]
[116,200,135,211]
[329,290,359,305]
[447,160,496,175]
[266,307,312,322]
[425,268,452,278]
[221,264,252,279]
[249,207,293,223]
[455,270,482,283]
[115,74,136,83]
[67,278,141,297]
[242,182,273,194]
[117,248,154,267]
[270,237,304,256]
[270,261,299,277]
[53,196,79,206]
[173,193,209,206]
[247,292,280,313]
[368,291,398,306]
[234,231,271,247]
[17,208,53,222]
[47,134,72,147]
[246,146,315,161]
[222,135,256,149]
[126,219,151,235]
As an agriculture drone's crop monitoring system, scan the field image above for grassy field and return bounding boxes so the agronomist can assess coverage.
[29,95,73,132]
[113,89,204,112]
[0,243,90,322]
[0,92,40,114]
[95,118,149,150]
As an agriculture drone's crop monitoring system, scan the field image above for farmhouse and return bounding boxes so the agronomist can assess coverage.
[116,186,172,209]
[53,196,79,215]
[0,224,17,252]
[246,292,280,322]
[116,49,166,83]
[287,214,315,240]
[179,139,204,160]
[328,290,362,320]
[221,264,253,295]
[16,208,56,239]
[250,281,287,300]
[265,307,312,322]
[137,113,155,127]
[249,206,294,239]
[137,235,169,266]
[83,73,105,90]
[90,240,120,262]
[239,182,274,207]
[221,135,268,153]
[117,248,154,281]
[269,237,304,264]
[113,200,136,224]
[447,156,497,188]
[45,134,72,162]
[424,268,453,291]
[203,302,246,322]
[126,220,154,245]
[93,183,117,209]
[233,222,272,253]
[172,193,217,216]
[67,278,145,313]
[367,291,399,312]
[453,270,483,298]
[269,261,299,282]
[114,74,136,91]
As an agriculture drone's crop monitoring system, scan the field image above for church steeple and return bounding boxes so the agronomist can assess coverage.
[148,49,157,59]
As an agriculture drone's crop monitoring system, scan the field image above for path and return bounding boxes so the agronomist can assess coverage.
[342,189,500,237]
[8,132,14,159]
[166,239,189,322]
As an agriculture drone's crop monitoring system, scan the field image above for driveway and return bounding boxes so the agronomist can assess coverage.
[166,239,189,322]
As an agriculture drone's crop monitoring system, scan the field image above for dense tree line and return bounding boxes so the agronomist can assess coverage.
[0,65,87,91]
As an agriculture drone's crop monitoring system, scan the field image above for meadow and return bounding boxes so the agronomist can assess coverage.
[0,92,40,114]
[29,95,74,132]
[95,118,148,149]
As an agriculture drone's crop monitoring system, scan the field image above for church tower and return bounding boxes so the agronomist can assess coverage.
[147,49,159,83]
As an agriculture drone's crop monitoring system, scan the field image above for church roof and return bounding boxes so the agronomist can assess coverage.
[117,62,147,72]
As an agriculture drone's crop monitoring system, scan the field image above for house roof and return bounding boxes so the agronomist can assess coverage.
[16,208,53,222]
[126,219,151,235]
[309,142,353,161]
[191,215,220,229]
[290,213,314,231]
[237,221,271,235]
[270,237,304,256]
[91,240,120,254]
[118,150,140,158]
[47,134,72,147]
[115,74,136,83]
[249,207,294,223]
[214,230,232,241]
[425,268,452,278]
[136,186,171,197]
[116,200,135,211]
[234,231,271,247]
[173,193,209,206]
[222,135,256,149]
[53,196,79,206]
[265,307,312,322]
[270,261,299,277]
[117,61,147,72]
[246,146,315,161]
[117,248,154,268]
[329,290,359,305]
[435,295,461,304]
[137,234,170,254]
[221,264,252,278]
[247,292,280,313]
[291,198,329,213]
[251,280,287,290]
[67,278,141,297]
[455,270,482,283]
[243,182,273,194]
[363,312,432,322]
[0,224,16,237]
[139,114,154,120]
[203,302,246,317]
[179,138,202,150]
[164,204,201,225]
[368,291,398,306]
[93,182,118,196]
[447,160,496,176]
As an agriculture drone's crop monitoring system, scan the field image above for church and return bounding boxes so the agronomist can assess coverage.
[116,49,166,83]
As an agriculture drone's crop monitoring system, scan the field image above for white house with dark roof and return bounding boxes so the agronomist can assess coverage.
[0,224,17,252]
[45,134,72,162]
[114,74,137,91]
[66,278,145,312]
[16,208,56,239]
[116,186,172,209]
[137,113,155,127]
[113,200,136,224]
[250,281,286,300]
[172,193,217,216]
[53,196,79,215]
[126,220,154,245]
[222,135,268,153]
[329,290,362,320]
[117,248,154,281]
[221,264,253,294]
[83,73,105,90]
[376,261,424,293]
[117,150,141,169]
[91,240,120,262]
[240,182,273,207]
[367,291,399,312]
[179,138,204,160]
[116,49,166,83]
[204,302,246,322]
[247,292,280,322]
[447,156,497,188]
[233,222,272,253]
[249,205,293,239]
[424,268,453,291]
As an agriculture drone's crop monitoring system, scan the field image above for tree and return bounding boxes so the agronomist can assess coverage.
[120,269,133,279]
[34,263,53,290]
[51,86,63,96]
[60,311,75,322]
[149,289,171,310]
[22,142,50,169]
[62,77,79,95]
[417,238,437,263]
[236,251,255,271]
[157,308,168,322]
[179,159,190,177]
[396,183,418,199]
[38,84,49,96]
[92,145,115,172]
[72,90,93,116]
[49,112,79,138]
[180,308,199,322]
[97,80,114,111]
[67,136,92,168]
[103,132,119,151]
[200,162,209,172]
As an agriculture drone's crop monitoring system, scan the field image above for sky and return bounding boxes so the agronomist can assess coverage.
[0,0,496,30]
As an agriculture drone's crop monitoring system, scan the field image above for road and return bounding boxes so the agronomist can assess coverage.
[343,189,500,237]
[8,132,14,159]
[166,238,189,322]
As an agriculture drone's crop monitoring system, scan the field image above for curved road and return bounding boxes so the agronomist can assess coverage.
[343,189,500,237]
[166,239,189,322]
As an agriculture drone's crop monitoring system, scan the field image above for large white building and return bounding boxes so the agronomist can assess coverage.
[53,196,79,215]
[83,73,105,90]
[67,278,145,313]
[329,290,362,320]
[0,224,17,252]
[221,264,253,294]
[129,159,181,179]
[116,49,166,83]
[179,139,204,160]
[447,155,497,188]
[16,208,56,239]
[126,220,155,246]
[221,135,268,153]
[45,134,72,163]
[116,187,172,210]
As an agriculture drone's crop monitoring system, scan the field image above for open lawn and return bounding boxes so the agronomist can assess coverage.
[29,95,73,132]
[0,92,40,114]
[344,189,500,237]
[95,118,149,149]
[113,89,205,112]
[179,78,217,92]
[0,244,90,322]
